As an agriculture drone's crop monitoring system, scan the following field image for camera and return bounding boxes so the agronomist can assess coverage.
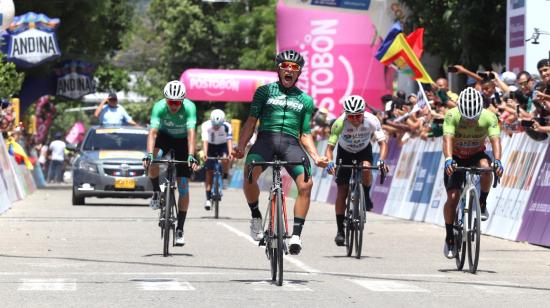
[477,71,495,80]
[447,66,458,73]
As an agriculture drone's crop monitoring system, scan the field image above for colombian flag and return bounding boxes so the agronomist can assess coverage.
[6,137,34,170]
[375,22,434,84]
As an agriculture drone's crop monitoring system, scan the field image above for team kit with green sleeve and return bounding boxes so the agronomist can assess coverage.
[245,82,314,178]
[150,98,197,177]
[442,107,500,189]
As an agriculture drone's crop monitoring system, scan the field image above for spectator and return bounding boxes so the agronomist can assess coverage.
[47,132,66,183]
[94,92,138,126]
[435,77,458,108]
[37,142,49,175]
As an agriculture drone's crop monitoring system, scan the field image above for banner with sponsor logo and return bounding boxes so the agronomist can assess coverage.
[370,138,401,214]
[484,134,547,240]
[180,69,277,102]
[276,0,389,118]
[2,12,61,67]
[516,143,550,246]
[55,60,96,100]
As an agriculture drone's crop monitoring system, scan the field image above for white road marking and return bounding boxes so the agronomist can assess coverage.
[18,278,77,291]
[133,278,195,291]
[250,281,313,291]
[218,222,321,274]
[350,279,430,292]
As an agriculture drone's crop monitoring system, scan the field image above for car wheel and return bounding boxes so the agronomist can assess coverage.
[72,186,85,205]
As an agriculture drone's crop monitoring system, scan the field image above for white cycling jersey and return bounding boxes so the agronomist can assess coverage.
[328,112,386,153]
[201,120,233,145]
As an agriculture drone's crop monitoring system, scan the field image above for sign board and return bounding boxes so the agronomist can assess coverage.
[55,60,96,100]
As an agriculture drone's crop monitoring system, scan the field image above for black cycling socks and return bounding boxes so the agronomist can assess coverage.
[479,191,489,207]
[248,201,262,218]
[445,223,454,242]
[293,217,305,237]
[206,190,212,200]
[177,211,187,231]
[336,214,344,233]
[151,177,161,192]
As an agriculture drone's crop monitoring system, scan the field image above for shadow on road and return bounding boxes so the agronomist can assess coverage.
[142,253,194,257]
[323,255,383,260]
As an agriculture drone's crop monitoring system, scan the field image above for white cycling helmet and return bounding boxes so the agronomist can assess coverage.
[210,109,225,126]
[457,87,484,120]
[163,80,186,100]
[343,95,366,114]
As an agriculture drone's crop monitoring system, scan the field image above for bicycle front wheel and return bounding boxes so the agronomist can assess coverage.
[355,187,365,259]
[212,177,220,219]
[163,187,174,257]
[267,194,277,282]
[276,192,284,286]
[345,196,353,257]
[467,193,481,273]
[454,199,466,270]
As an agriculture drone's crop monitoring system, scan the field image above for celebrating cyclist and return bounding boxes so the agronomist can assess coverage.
[232,49,328,255]
[442,87,503,259]
[325,95,389,246]
[142,80,198,246]
[200,109,233,211]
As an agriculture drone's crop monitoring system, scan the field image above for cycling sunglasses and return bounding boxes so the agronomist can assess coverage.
[346,113,363,121]
[167,99,183,107]
[279,62,301,71]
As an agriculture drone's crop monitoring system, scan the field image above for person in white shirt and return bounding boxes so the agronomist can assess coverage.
[200,109,233,210]
[47,132,67,183]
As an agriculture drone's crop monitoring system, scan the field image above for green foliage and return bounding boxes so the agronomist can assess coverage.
[399,0,506,70]
[0,53,25,99]
[95,64,131,92]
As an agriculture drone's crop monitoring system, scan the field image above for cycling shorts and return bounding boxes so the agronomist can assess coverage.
[205,143,228,170]
[335,143,373,185]
[245,132,310,179]
[155,131,190,178]
[444,151,492,191]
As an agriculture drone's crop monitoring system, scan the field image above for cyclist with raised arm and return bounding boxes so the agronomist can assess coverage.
[200,109,233,211]
[232,49,328,255]
[142,80,198,246]
[442,87,504,258]
[325,95,389,246]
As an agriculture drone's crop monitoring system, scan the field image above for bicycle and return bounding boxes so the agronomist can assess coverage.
[336,159,385,259]
[206,156,230,219]
[247,156,310,286]
[452,166,499,273]
[149,150,190,257]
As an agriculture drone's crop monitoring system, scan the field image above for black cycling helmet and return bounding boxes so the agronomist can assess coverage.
[275,49,305,68]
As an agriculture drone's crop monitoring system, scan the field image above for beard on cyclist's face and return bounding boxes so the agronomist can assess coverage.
[278,67,300,88]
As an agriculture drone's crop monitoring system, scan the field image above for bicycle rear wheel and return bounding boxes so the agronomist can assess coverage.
[163,187,173,257]
[212,176,220,219]
[454,199,466,270]
[276,192,284,286]
[355,187,365,259]
[467,193,481,273]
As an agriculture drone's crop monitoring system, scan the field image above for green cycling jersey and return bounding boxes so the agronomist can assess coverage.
[150,98,197,138]
[442,107,500,158]
[249,82,314,139]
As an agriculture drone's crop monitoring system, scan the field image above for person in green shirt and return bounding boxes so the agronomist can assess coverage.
[142,80,198,247]
[441,87,504,259]
[233,50,328,255]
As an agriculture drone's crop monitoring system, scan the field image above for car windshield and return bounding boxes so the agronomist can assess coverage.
[82,128,147,151]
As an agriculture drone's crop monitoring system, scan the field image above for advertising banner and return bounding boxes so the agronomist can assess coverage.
[55,60,96,100]
[370,138,401,214]
[65,121,85,145]
[2,12,61,67]
[484,134,547,240]
[516,144,550,246]
[180,69,277,102]
[276,0,389,118]
[383,138,421,219]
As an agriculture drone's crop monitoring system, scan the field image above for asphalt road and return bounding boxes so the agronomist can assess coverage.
[1,182,549,307]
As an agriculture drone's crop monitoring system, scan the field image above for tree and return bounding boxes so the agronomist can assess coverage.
[0,52,25,99]
[399,0,506,70]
